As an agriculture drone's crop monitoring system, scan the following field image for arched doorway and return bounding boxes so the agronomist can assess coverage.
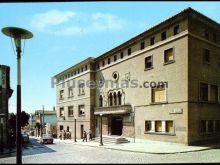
[111,117,123,136]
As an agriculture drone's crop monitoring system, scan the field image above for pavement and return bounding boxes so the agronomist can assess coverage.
[33,136,220,154]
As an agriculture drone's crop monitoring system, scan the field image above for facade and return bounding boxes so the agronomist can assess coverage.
[54,8,220,145]
[35,108,57,137]
[0,65,13,151]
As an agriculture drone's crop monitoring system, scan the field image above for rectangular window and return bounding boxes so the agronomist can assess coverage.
[140,41,145,50]
[208,120,214,133]
[145,56,153,69]
[128,48,131,55]
[102,60,105,67]
[60,107,64,117]
[60,125,63,131]
[114,55,117,62]
[164,48,174,64]
[203,49,210,63]
[200,120,206,133]
[78,68,80,74]
[68,106,74,116]
[81,67,84,72]
[79,105,85,116]
[85,65,87,71]
[166,121,174,133]
[155,121,162,132]
[150,36,155,45]
[152,85,166,103]
[79,83,85,95]
[161,31,166,41]
[174,25,180,35]
[205,30,209,40]
[213,33,217,43]
[120,52,124,59]
[97,63,100,70]
[210,85,218,102]
[200,83,208,101]
[59,90,64,100]
[68,88,73,98]
[74,70,76,75]
[145,121,151,132]
[108,58,111,64]
[215,120,220,132]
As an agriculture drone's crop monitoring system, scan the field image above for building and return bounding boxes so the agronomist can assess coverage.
[54,8,220,145]
[35,108,57,137]
[0,65,13,151]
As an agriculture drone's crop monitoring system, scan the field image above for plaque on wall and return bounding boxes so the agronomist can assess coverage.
[169,108,183,114]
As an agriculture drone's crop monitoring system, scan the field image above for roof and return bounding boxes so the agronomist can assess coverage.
[35,110,56,115]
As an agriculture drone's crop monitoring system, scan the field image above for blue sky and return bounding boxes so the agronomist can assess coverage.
[0,2,219,114]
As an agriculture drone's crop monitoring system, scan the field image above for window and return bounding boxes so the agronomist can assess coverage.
[68,88,73,98]
[78,68,80,74]
[155,121,162,132]
[59,90,64,100]
[210,85,218,102]
[152,85,166,103]
[74,70,76,75]
[78,105,85,116]
[120,52,124,59]
[161,31,166,41]
[208,120,214,133]
[200,120,206,133]
[85,65,88,71]
[114,55,117,62]
[108,58,111,64]
[102,61,105,67]
[68,106,74,116]
[71,72,73,77]
[118,91,122,105]
[109,93,113,106]
[67,126,69,132]
[140,41,145,50]
[174,25,180,35]
[203,49,210,63]
[204,30,209,40]
[145,56,153,69]
[166,121,174,133]
[99,95,103,107]
[81,67,84,72]
[60,107,64,117]
[128,48,131,55]
[164,48,174,64]
[97,63,100,70]
[150,36,155,45]
[200,83,208,101]
[213,33,217,43]
[79,83,85,95]
[145,121,151,132]
[60,125,63,131]
[215,120,220,132]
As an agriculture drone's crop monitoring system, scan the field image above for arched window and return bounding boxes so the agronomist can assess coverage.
[109,93,113,106]
[118,91,122,105]
[99,95,103,107]
[113,92,117,106]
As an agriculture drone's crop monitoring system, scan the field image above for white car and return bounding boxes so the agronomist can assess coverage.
[42,134,54,144]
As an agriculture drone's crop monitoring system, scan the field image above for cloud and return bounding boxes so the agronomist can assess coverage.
[31,10,126,36]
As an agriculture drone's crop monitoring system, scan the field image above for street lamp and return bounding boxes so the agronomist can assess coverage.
[74,117,77,142]
[100,113,103,146]
[2,27,33,164]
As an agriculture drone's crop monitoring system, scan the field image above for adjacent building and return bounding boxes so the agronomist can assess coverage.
[0,65,13,151]
[54,8,220,145]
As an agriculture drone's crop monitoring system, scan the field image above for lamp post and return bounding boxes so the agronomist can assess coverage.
[74,117,77,142]
[2,27,33,164]
[100,113,103,146]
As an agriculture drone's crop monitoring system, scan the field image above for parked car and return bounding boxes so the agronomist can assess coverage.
[42,134,54,144]
[21,132,29,144]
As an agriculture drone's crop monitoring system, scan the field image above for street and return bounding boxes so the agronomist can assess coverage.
[0,137,220,163]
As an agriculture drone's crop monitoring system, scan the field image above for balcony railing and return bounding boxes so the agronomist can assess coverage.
[94,104,132,115]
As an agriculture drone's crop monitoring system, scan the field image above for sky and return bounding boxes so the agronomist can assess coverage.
[0,2,220,114]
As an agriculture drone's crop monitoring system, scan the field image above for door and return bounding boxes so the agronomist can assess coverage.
[111,117,123,135]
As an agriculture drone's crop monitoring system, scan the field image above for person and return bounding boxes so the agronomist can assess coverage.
[88,129,92,141]
[82,130,87,142]
[63,130,66,140]
[59,131,62,140]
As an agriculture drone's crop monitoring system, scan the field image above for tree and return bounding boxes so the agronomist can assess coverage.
[8,111,30,131]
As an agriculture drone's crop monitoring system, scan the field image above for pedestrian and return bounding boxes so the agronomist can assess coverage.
[88,129,92,141]
[63,130,66,140]
[59,131,62,140]
[83,130,87,142]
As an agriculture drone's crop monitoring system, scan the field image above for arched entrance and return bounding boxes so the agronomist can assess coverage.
[111,117,123,136]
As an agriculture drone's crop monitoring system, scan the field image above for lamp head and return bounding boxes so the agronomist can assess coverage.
[2,27,33,49]
[100,114,103,116]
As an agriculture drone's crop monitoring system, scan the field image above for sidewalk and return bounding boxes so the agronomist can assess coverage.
[53,137,220,154]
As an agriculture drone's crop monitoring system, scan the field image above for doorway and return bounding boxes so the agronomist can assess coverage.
[111,117,123,135]
[80,125,84,139]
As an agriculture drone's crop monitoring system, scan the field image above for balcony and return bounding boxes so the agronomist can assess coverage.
[94,104,132,115]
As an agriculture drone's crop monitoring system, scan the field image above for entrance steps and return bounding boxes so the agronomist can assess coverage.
[93,135,130,144]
